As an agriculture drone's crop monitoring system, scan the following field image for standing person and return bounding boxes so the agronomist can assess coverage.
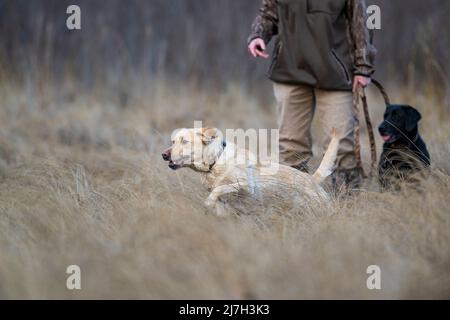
[248,0,376,189]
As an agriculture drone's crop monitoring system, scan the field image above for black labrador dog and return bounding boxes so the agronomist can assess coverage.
[378,104,430,189]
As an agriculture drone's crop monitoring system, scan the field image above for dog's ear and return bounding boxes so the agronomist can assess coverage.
[405,106,422,132]
[197,127,218,145]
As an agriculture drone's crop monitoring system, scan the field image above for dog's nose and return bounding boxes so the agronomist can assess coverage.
[162,153,170,161]
[161,149,172,161]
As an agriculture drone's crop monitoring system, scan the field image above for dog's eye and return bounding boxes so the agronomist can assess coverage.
[181,138,189,145]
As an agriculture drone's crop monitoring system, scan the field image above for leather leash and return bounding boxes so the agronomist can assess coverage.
[353,79,391,178]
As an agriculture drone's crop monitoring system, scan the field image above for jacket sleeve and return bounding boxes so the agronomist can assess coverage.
[247,0,279,45]
[347,0,377,77]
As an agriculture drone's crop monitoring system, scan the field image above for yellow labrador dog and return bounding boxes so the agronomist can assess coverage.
[162,127,339,216]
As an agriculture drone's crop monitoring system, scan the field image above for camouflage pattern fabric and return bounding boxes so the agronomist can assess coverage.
[248,0,376,77]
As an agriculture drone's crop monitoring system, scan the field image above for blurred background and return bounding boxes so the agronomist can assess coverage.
[1,0,449,103]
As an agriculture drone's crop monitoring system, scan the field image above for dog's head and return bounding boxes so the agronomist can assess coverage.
[378,105,422,144]
[161,127,225,172]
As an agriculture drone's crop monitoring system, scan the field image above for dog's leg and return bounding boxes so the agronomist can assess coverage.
[204,183,246,216]
[204,183,242,206]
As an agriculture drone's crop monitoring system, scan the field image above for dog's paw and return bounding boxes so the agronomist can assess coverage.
[204,197,217,208]
[204,197,230,218]
[214,201,230,218]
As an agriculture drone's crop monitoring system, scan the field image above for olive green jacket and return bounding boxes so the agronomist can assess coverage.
[248,0,376,90]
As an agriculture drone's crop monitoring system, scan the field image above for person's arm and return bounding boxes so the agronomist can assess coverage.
[247,0,279,45]
[347,0,377,78]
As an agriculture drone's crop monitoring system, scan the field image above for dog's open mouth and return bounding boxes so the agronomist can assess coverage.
[381,135,396,143]
[168,161,181,170]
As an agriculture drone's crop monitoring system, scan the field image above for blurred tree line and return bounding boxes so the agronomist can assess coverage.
[0,0,449,92]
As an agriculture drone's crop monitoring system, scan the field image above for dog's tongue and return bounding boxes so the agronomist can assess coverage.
[382,135,392,142]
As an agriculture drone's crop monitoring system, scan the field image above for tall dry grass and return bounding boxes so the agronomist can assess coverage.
[0,76,449,299]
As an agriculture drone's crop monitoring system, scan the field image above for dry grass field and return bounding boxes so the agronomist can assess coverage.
[0,77,449,299]
[1,0,450,300]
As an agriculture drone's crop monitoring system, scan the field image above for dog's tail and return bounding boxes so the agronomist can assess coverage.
[312,128,340,184]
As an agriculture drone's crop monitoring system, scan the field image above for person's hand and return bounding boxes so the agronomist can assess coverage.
[248,38,269,59]
[353,75,372,92]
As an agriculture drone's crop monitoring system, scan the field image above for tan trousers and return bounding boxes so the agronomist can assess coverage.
[273,82,356,172]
